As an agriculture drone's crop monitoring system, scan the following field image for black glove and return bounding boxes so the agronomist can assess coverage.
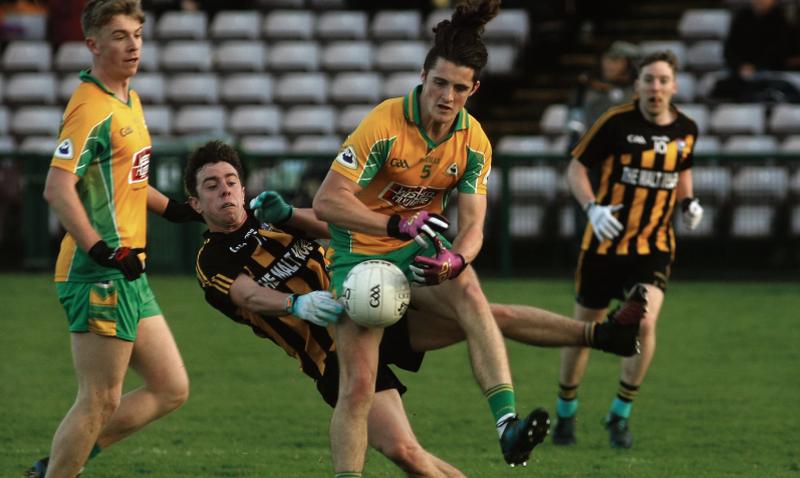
[162,198,204,223]
[88,240,145,281]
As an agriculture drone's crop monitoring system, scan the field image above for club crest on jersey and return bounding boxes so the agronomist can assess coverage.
[335,146,358,169]
[54,139,73,159]
[129,146,151,184]
[379,182,444,210]
[446,163,458,176]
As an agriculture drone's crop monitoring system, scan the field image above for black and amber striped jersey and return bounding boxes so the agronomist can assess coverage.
[573,100,698,256]
[195,209,334,380]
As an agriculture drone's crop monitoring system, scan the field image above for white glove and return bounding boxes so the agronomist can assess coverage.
[680,198,703,230]
[585,202,624,241]
[289,291,343,327]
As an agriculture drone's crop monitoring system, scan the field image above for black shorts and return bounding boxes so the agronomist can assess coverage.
[316,315,425,408]
[575,251,672,309]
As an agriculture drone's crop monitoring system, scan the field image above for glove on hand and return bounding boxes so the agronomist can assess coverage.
[289,291,343,327]
[680,197,703,230]
[387,211,449,248]
[249,191,293,225]
[88,240,145,281]
[585,202,624,241]
[409,236,467,286]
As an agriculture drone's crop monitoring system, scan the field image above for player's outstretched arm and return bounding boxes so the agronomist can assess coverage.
[250,190,330,239]
[147,185,203,223]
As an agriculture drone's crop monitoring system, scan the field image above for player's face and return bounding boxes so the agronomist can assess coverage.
[636,61,678,122]
[191,161,247,232]
[420,58,480,127]
[86,14,143,80]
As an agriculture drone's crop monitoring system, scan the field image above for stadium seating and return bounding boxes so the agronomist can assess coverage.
[1,12,46,40]
[510,204,545,238]
[791,206,800,235]
[321,42,373,71]
[769,105,800,134]
[731,205,774,237]
[274,73,327,103]
[143,106,173,136]
[132,73,167,104]
[732,166,789,200]
[0,107,8,135]
[383,72,420,98]
[371,11,422,40]
[691,135,721,155]
[263,10,315,40]
[678,9,732,39]
[496,136,550,155]
[239,135,290,155]
[173,106,226,134]
[139,43,160,71]
[692,165,732,200]
[782,136,800,152]
[486,44,517,75]
[723,135,779,154]
[292,135,343,153]
[509,166,559,200]
[269,41,320,71]
[6,73,57,104]
[674,72,697,102]
[337,105,372,134]
[2,41,51,72]
[215,41,268,72]
[19,135,56,153]
[484,10,530,44]
[0,136,15,151]
[54,42,93,72]
[210,11,262,40]
[156,11,208,40]
[283,106,336,134]
[168,74,220,104]
[710,104,766,135]
[676,104,710,134]
[58,76,81,102]
[220,74,274,104]
[539,104,568,135]
[160,41,213,71]
[686,41,724,71]
[229,106,282,135]
[329,73,381,104]
[374,42,427,71]
[11,107,62,136]
[316,11,368,40]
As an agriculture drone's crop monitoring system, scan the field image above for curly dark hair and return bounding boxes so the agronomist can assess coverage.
[183,140,244,196]
[422,0,501,80]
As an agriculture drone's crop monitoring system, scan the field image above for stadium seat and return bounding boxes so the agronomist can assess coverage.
[321,41,373,71]
[156,11,208,40]
[329,72,381,103]
[676,103,709,134]
[2,41,51,71]
[0,75,4,103]
[10,107,62,136]
[0,136,15,151]
[143,11,155,40]
[540,104,568,135]
[210,10,262,40]
[425,9,453,38]
[639,41,687,70]
[0,107,8,134]
[263,10,315,40]
[160,41,213,71]
[691,135,721,155]
[131,73,167,104]
[283,106,336,134]
[308,0,347,8]
[256,0,305,7]
[371,10,422,40]
[691,165,731,201]
[790,169,800,196]
[558,205,576,238]
[19,135,56,153]
[781,135,800,153]
[173,106,226,135]
[239,135,290,155]
[383,72,420,98]
[674,72,697,103]
[316,11,368,40]
[274,73,327,103]
[732,166,789,200]
[167,74,220,104]
[485,44,516,75]
[229,106,282,135]
[269,41,320,71]
[374,42,427,71]
[139,43,159,71]
[54,42,93,72]
[337,105,372,134]
[59,75,82,102]
[769,104,800,134]
[143,105,172,136]
[1,12,46,40]
[215,41,267,72]
[731,205,774,238]
[710,104,765,135]
[509,166,559,199]
[220,74,273,104]
[484,9,529,44]
[291,135,343,153]
[791,206,800,236]
[510,204,545,238]
[496,136,550,155]
[678,9,732,39]
[686,41,725,71]
[674,204,715,237]
[6,73,57,104]
[549,135,570,155]
[723,135,779,154]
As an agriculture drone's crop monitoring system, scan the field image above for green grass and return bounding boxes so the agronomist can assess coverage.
[2,274,799,477]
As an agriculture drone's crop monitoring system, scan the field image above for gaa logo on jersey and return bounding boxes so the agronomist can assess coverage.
[379,182,443,210]
[129,146,151,184]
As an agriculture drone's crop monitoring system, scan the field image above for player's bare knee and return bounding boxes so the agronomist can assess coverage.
[490,304,514,331]
[339,374,376,413]
[160,378,190,412]
[381,440,427,473]
[77,388,121,422]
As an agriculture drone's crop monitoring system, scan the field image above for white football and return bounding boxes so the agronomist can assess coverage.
[342,260,411,328]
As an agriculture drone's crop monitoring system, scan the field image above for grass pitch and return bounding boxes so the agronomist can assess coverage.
[2,274,798,477]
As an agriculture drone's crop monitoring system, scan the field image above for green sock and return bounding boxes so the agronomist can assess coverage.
[334,473,362,478]
[88,444,102,460]
[485,383,516,424]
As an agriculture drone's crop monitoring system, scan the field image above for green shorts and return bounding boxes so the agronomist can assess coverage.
[55,274,162,342]
[328,235,452,297]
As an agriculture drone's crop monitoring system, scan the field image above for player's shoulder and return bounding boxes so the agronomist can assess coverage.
[367,96,404,125]
[600,102,638,125]
[463,111,491,148]
[63,82,112,122]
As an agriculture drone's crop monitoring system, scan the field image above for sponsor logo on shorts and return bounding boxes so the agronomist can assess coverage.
[379,182,444,209]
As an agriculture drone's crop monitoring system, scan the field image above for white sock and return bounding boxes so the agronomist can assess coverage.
[496,412,516,437]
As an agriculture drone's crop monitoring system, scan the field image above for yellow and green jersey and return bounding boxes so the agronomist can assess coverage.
[52,70,152,282]
[328,85,492,255]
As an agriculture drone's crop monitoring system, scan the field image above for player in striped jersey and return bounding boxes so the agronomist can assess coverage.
[553,50,705,449]
[185,140,647,477]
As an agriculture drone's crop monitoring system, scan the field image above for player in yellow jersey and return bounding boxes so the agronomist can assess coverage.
[553,51,704,449]
[26,2,197,477]
[313,2,549,475]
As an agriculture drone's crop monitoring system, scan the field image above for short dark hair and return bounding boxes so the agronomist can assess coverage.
[81,0,145,37]
[422,0,501,80]
[637,50,679,76]
[184,140,244,196]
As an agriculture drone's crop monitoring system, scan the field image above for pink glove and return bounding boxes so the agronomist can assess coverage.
[387,211,449,247]
[409,236,467,286]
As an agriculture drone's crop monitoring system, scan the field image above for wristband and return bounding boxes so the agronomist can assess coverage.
[582,201,595,213]
[284,293,298,315]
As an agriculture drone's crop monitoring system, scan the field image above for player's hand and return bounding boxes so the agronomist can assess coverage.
[585,202,624,241]
[290,291,343,327]
[680,197,703,230]
[409,236,467,286]
[88,240,145,281]
[249,191,293,225]
[162,198,203,223]
[387,211,449,247]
